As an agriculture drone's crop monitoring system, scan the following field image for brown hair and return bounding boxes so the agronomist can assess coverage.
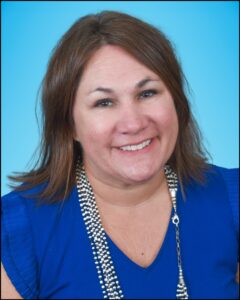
[9,11,210,202]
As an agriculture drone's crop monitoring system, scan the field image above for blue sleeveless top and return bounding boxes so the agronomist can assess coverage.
[1,165,239,299]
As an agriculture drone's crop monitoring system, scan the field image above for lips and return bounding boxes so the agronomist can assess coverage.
[118,138,152,151]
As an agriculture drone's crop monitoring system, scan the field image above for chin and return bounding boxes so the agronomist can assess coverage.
[121,164,160,184]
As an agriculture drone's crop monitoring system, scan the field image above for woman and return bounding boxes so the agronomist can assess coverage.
[1,11,239,299]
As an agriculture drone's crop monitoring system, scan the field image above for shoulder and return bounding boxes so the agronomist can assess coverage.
[210,164,239,182]
[1,185,51,229]
[211,164,239,230]
[203,164,239,203]
[184,164,239,235]
[2,183,77,217]
[2,184,79,246]
[1,183,46,209]
[201,164,239,183]
[186,164,238,196]
[199,164,239,234]
[1,184,78,299]
[188,164,239,193]
[1,188,40,299]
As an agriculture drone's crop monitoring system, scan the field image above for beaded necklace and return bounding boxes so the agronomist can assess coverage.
[76,160,189,299]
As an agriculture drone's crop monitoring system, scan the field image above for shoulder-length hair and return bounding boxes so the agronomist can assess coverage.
[9,11,210,202]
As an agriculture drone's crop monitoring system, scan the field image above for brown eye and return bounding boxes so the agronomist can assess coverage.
[139,89,157,99]
[95,99,113,107]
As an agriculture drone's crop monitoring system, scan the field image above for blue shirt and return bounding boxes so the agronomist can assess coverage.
[1,165,239,299]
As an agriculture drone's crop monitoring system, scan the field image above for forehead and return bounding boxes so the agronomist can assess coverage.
[79,45,159,88]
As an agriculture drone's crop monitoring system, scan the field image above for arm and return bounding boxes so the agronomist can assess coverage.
[1,263,23,299]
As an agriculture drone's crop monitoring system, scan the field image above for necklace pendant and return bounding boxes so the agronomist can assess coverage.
[176,268,189,299]
[176,278,189,299]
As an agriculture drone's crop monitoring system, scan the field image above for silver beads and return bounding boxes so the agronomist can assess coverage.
[76,162,189,299]
[76,162,124,299]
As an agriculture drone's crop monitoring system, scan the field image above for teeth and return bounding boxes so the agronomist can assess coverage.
[120,139,151,151]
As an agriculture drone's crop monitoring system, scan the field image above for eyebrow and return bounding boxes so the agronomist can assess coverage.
[88,77,160,95]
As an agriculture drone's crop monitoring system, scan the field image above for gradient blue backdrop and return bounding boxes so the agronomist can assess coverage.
[2,1,239,196]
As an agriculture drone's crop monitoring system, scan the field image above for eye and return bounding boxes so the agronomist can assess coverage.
[95,98,113,107]
[139,89,158,99]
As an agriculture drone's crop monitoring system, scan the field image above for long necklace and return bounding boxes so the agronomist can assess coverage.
[76,160,189,299]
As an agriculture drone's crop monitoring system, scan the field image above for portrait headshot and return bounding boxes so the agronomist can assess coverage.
[1,1,239,299]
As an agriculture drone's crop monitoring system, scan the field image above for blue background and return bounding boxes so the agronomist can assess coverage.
[1,1,239,196]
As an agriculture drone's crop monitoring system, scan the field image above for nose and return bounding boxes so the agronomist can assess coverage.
[116,103,148,135]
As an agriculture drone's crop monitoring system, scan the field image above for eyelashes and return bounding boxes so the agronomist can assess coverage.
[94,89,159,108]
[95,98,113,107]
[139,89,158,99]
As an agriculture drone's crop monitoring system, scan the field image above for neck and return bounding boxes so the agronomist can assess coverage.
[84,165,168,210]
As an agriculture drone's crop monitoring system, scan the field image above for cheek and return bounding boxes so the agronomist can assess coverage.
[73,109,113,145]
[152,102,178,132]
[162,110,178,131]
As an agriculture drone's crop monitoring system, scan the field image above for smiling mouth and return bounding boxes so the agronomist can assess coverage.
[119,139,152,151]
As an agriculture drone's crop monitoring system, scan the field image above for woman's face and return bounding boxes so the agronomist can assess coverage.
[73,45,178,187]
